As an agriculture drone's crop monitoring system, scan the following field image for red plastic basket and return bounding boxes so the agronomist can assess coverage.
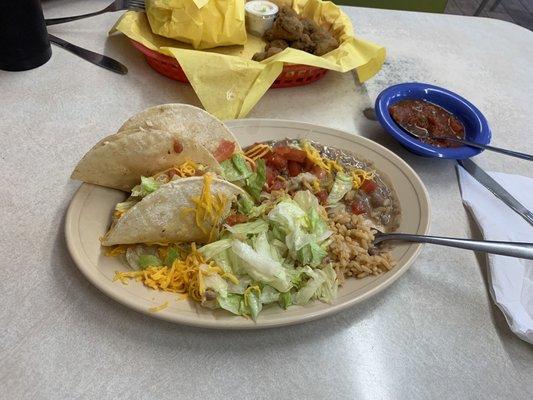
[130,40,328,89]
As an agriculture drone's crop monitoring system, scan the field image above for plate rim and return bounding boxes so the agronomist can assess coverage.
[65,118,431,329]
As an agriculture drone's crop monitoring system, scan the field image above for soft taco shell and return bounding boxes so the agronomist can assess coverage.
[117,104,241,161]
[71,130,221,192]
[101,177,245,246]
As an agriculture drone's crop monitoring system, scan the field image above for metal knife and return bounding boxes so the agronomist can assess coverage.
[48,34,128,75]
[458,158,533,226]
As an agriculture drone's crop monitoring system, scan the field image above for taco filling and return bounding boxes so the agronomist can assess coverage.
[108,139,400,320]
[111,160,211,220]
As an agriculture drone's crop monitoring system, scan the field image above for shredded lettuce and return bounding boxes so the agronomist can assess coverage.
[268,199,307,234]
[198,239,234,273]
[245,159,266,201]
[217,293,243,315]
[125,245,158,270]
[226,220,269,238]
[236,194,254,215]
[293,190,318,213]
[294,267,326,305]
[252,232,283,263]
[138,254,162,269]
[279,291,292,309]
[188,190,340,318]
[163,246,180,266]
[131,176,161,198]
[245,290,262,320]
[294,265,338,305]
[227,276,252,294]
[221,156,266,202]
[268,191,331,267]
[297,242,328,267]
[221,154,253,182]
[318,264,338,304]
[203,271,228,298]
[114,199,138,214]
[327,172,352,204]
[199,239,232,259]
[259,285,281,304]
[231,240,292,292]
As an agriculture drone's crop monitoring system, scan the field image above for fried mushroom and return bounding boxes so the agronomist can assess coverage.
[311,29,339,56]
[252,6,339,61]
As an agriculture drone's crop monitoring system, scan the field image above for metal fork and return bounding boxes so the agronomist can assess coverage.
[45,0,145,26]
[373,231,533,260]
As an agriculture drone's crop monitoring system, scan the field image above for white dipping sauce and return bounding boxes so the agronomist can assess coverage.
[245,1,279,37]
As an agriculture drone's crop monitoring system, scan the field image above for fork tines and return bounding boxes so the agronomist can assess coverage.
[127,0,145,10]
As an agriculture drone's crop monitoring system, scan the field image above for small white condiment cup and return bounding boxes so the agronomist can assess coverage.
[245,1,279,37]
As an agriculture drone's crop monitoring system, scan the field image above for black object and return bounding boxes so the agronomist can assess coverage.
[48,34,128,75]
[0,0,52,71]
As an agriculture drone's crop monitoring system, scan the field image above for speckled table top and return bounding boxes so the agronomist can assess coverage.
[1,1,532,399]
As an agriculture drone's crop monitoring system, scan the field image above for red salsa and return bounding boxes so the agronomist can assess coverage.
[389,99,465,148]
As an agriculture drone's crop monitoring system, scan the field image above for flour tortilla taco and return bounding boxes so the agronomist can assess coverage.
[71,129,222,192]
[102,174,245,246]
[117,103,241,162]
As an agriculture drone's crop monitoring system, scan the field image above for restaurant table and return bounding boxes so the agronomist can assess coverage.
[2,1,532,399]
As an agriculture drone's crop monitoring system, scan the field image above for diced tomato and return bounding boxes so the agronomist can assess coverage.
[273,145,290,156]
[267,153,288,170]
[225,214,248,226]
[273,146,306,162]
[349,201,366,215]
[303,157,315,171]
[271,179,286,191]
[287,160,303,177]
[311,166,327,180]
[213,140,236,162]
[173,139,183,154]
[360,180,378,194]
[315,190,328,205]
[287,148,306,163]
[261,150,273,162]
[266,166,277,186]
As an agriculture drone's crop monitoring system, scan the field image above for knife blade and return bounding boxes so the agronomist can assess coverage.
[458,159,533,226]
[48,34,128,75]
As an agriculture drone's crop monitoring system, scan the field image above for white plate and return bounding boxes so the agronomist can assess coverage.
[65,119,431,329]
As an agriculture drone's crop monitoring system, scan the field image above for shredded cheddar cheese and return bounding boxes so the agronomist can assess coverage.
[326,159,345,173]
[351,169,375,189]
[241,153,256,170]
[154,160,200,180]
[301,140,330,171]
[244,143,271,160]
[301,140,349,177]
[106,245,128,257]
[221,271,240,285]
[186,173,228,242]
[243,285,261,306]
[149,301,169,313]
[311,179,321,192]
[300,140,377,190]
[113,210,126,219]
[114,244,234,302]
[174,160,198,177]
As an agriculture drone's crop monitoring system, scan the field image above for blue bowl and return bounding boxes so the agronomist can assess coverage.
[375,83,491,159]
